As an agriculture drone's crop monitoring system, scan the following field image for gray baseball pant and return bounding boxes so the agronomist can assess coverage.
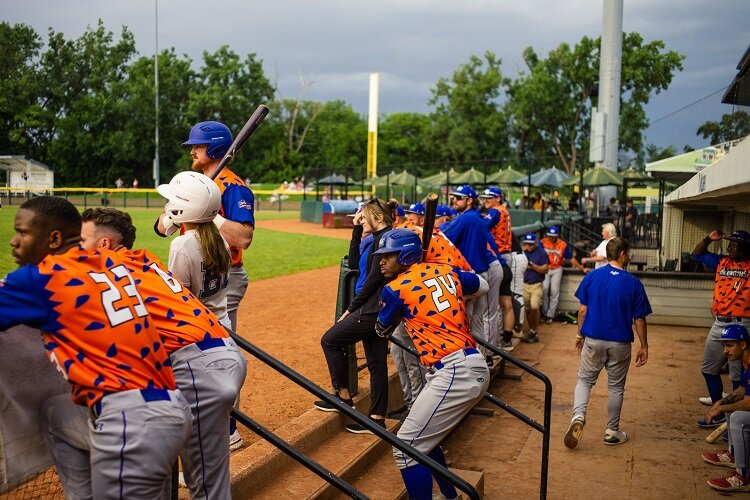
[393,348,489,469]
[170,337,248,500]
[40,394,93,500]
[89,388,191,500]
[728,411,750,475]
[390,323,426,410]
[542,266,563,319]
[572,337,632,431]
[702,318,749,382]
[227,265,249,331]
[484,260,502,347]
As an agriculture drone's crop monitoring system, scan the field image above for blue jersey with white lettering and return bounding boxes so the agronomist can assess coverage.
[575,264,652,342]
[441,209,497,273]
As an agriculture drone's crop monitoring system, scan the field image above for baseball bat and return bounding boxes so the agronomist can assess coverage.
[706,422,728,443]
[421,193,439,262]
[208,104,270,180]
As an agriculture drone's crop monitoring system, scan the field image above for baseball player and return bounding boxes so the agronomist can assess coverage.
[158,171,232,328]
[540,226,587,324]
[442,184,503,366]
[480,186,516,351]
[520,233,550,343]
[3,196,191,498]
[434,204,453,227]
[373,229,489,500]
[692,230,750,427]
[564,237,651,449]
[156,120,255,446]
[702,324,750,491]
[81,205,247,499]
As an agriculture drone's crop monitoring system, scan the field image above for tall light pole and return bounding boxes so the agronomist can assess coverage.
[153,0,160,188]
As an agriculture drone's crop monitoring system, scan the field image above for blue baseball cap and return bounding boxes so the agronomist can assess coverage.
[522,233,537,244]
[479,187,503,199]
[396,206,405,217]
[448,184,477,199]
[449,207,459,217]
[717,324,750,343]
[404,202,425,215]
[436,204,452,217]
[546,226,560,237]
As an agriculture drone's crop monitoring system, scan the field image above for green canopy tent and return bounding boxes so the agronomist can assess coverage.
[452,167,487,186]
[368,170,423,202]
[487,166,526,184]
[563,166,623,187]
[621,166,651,180]
[421,168,461,187]
[518,166,571,188]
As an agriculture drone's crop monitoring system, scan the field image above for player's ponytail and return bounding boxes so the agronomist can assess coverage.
[195,223,231,278]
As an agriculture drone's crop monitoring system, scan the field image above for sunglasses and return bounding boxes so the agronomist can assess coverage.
[450,194,466,200]
[368,198,388,212]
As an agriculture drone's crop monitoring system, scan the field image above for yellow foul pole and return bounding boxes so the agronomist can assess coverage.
[367,72,379,196]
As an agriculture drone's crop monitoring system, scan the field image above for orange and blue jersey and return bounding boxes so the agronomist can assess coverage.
[693,252,750,317]
[401,221,472,271]
[214,168,255,267]
[378,262,481,366]
[116,247,228,354]
[540,237,572,269]
[484,206,513,255]
[0,247,175,407]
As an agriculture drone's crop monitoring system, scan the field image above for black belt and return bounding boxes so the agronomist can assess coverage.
[716,316,744,323]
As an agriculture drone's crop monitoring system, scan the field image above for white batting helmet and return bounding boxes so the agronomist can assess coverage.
[157,171,221,224]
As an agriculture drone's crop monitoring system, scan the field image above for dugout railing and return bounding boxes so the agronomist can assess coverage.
[227,329,481,500]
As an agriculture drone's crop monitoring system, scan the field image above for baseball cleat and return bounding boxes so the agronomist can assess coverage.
[698,415,726,428]
[522,330,540,343]
[699,392,728,406]
[603,429,628,446]
[229,430,244,451]
[564,417,585,449]
[702,449,735,467]
[707,470,750,491]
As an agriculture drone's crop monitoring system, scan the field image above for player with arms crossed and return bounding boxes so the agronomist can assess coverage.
[81,206,247,499]
[374,229,489,500]
[3,196,191,499]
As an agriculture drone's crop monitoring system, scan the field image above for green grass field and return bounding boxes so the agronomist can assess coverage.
[0,206,345,280]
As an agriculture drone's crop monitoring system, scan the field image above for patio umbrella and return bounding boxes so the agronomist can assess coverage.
[421,168,461,187]
[487,166,526,184]
[519,166,570,188]
[315,173,356,185]
[564,166,623,187]
[451,167,486,185]
[621,166,650,180]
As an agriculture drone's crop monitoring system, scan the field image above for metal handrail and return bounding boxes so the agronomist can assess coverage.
[227,330,480,500]
[389,335,551,500]
[230,408,367,499]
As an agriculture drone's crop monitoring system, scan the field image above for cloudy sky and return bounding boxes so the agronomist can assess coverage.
[4,0,749,152]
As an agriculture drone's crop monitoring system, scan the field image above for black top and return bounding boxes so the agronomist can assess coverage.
[347,225,391,315]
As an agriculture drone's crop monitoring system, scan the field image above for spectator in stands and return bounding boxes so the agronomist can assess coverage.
[132,178,139,189]
[521,233,549,343]
[533,192,545,211]
[568,192,580,212]
[115,178,124,189]
[582,223,617,269]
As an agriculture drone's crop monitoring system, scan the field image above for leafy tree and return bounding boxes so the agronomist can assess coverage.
[696,111,750,145]
[505,33,684,174]
[644,143,678,163]
[378,112,434,175]
[428,51,510,165]
[0,22,43,157]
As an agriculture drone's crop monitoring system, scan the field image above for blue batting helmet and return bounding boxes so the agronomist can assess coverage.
[405,202,425,215]
[480,187,503,199]
[449,184,477,199]
[396,206,405,217]
[717,324,750,343]
[726,230,750,247]
[182,121,233,160]
[373,229,422,266]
